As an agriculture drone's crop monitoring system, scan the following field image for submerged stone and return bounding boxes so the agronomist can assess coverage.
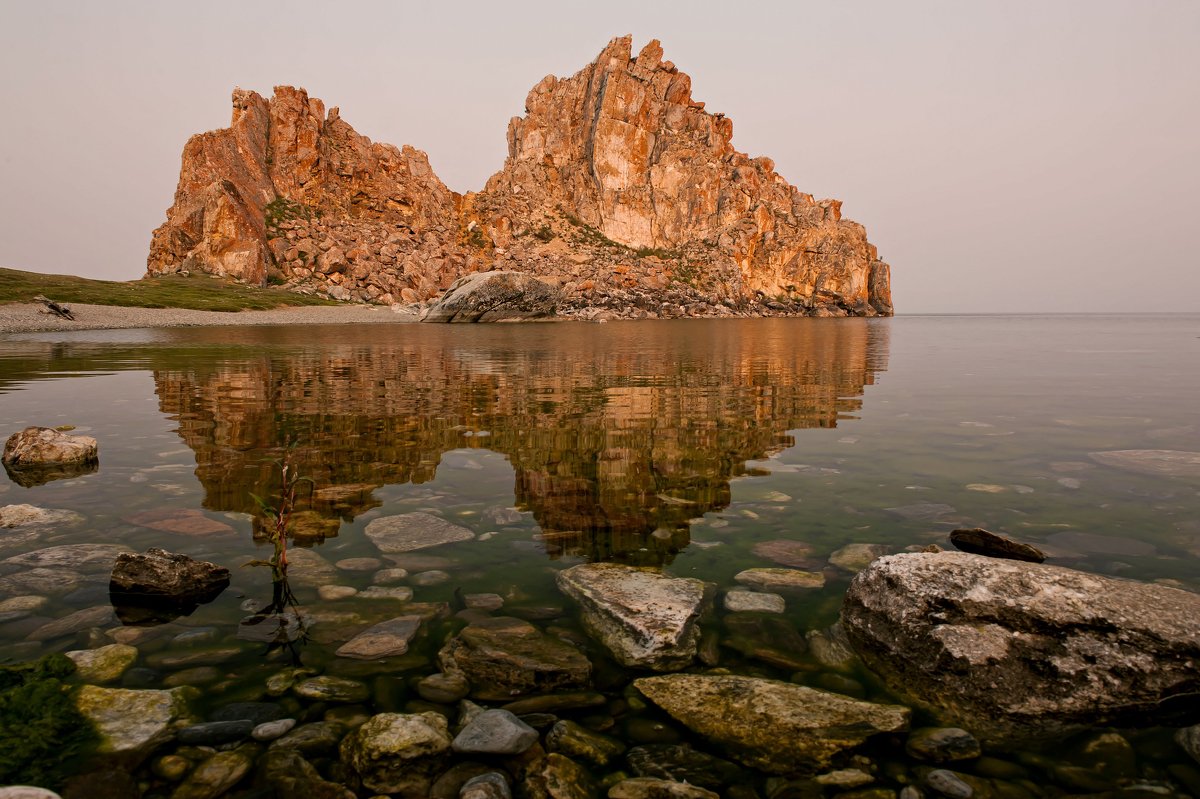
[64,643,138,683]
[634,674,909,773]
[1089,449,1200,480]
[438,616,592,700]
[335,615,422,659]
[733,568,824,591]
[364,512,474,554]
[556,562,707,670]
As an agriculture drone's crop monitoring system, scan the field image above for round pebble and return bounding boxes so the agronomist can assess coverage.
[411,570,451,587]
[317,584,358,601]
[251,718,296,742]
[336,557,382,571]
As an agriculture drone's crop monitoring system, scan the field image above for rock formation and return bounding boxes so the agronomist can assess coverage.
[148,36,892,318]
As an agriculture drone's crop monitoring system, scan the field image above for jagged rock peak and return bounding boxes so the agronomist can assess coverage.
[147,85,459,291]
[147,37,892,318]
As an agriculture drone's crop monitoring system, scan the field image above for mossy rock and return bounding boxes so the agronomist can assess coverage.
[0,654,100,788]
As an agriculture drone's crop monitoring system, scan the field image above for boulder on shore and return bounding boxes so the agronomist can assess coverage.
[556,563,708,670]
[634,674,910,773]
[841,551,1200,743]
[421,271,560,323]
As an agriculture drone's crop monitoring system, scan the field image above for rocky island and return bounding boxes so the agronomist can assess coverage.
[147,36,892,319]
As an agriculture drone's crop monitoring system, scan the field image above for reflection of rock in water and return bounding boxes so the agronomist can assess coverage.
[153,321,889,563]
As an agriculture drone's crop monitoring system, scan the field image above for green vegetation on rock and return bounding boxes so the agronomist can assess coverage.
[0,267,337,311]
[0,654,100,788]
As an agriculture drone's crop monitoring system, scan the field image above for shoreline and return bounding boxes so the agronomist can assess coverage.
[0,302,422,335]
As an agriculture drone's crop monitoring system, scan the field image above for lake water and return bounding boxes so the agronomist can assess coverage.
[2,315,1198,795]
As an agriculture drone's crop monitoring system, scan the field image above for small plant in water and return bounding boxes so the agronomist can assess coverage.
[245,448,313,658]
[250,448,311,571]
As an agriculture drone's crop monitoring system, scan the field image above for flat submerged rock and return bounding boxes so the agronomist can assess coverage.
[634,674,910,773]
[1089,449,1200,480]
[556,563,707,670]
[364,512,475,554]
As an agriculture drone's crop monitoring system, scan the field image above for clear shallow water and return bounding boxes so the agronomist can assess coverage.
[1,315,1198,794]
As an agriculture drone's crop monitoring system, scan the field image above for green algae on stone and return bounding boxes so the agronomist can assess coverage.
[634,674,910,773]
[0,654,100,788]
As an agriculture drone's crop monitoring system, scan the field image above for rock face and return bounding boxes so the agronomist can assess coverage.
[147,36,892,318]
[422,271,561,322]
[841,552,1200,742]
[556,563,708,670]
[634,674,910,773]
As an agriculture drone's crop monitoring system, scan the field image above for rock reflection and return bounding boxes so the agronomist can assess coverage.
[152,320,890,562]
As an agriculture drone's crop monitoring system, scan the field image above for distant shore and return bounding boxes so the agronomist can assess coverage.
[0,302,421,335]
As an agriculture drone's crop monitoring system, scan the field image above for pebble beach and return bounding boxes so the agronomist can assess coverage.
[0,302,420,335]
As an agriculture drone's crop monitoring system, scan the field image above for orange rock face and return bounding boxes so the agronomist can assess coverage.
[147,37,892,317]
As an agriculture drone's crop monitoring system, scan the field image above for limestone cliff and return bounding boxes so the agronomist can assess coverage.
[148,37,892,317]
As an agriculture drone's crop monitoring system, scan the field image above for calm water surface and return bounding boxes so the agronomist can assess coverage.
[1,315,1198,792]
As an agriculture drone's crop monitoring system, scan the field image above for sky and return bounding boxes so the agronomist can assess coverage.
[0,1,1196,314]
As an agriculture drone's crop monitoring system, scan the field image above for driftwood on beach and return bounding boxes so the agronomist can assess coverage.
[33,294,75,320]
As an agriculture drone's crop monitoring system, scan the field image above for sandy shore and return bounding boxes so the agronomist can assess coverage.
[0,302,421,335]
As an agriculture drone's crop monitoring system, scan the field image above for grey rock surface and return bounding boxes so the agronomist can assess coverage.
[557,562,707,670]
[109,547,229,602]
[452,708,538,755]
[842,551,1200,742]
[335,615,422,659]
[422,271,561,323]
[365,512,475,553]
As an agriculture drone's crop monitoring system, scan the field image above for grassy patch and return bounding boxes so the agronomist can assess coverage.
[0,654,99,789]
[0,267,338,312]
[264,197,311,233]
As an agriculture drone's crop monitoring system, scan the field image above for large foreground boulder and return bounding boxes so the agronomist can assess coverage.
[421,271,560,323]
[841,552,1200,742]
[634,675,909,773]
[556,563,708,670]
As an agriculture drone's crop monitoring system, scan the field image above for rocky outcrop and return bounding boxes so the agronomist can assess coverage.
[421,271,561,322]
[841,552,1200,743]
[634,675,910,773]
[148,37,892,318]
[556,563,708,670]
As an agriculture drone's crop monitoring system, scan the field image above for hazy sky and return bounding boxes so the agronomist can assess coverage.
[1,1,1196,313]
